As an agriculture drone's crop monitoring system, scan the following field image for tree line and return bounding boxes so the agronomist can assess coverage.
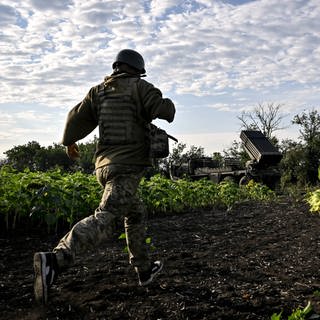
[1,107,320,189]
[1,138,98,174]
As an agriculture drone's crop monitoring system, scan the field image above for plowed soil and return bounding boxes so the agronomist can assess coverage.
[2,198,320,320]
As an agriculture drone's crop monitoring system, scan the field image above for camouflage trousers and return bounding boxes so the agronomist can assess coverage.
[53,164,151,273]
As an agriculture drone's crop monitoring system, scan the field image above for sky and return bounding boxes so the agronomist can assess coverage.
[0,0,319,159]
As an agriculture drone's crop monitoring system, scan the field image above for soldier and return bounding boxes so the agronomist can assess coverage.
[33,49,175,304]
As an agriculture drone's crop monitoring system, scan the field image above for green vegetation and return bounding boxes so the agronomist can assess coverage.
[0,167,275,233]
[140,175,275,214]
[0,166,101,233]
[306,168,320,213]
[307,189,320,213]
[271,301,312,320]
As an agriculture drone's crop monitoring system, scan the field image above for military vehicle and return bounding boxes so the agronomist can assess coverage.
[169,130,283,190]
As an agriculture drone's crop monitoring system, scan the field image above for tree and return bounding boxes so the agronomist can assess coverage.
[156,142,205,178]
[35,143,74,171]
[226,103,287,168]
[212,152,224,168]
[3,137,98,172]
[238,103,287,143]
[292,109,320,145]
[223,140,249,166]
[4,141,43,171]
[292,109,320,184]
[4,141,74,171]
[168,143,204,166]
[279,139,308,188]
[77,136,98,173]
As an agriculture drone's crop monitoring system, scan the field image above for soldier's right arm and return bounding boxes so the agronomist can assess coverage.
[138,79,175,123]
[61,87,98,146]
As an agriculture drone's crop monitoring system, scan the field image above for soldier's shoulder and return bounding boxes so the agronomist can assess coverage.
[91,82,105,93]
[137,78,155,89]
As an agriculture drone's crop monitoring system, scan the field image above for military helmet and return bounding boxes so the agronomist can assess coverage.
[112,49,146,74]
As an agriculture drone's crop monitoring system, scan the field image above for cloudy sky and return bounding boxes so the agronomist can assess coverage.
[0,0,319,158]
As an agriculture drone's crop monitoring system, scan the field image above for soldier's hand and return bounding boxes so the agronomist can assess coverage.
[66,143,80,160]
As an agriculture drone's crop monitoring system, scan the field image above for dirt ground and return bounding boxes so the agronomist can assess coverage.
[2,197,320,320]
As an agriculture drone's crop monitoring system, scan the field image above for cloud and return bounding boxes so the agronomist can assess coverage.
[29,0,74,11]
[0,0,319,157]
[0,4,17,26]
[150,0,183,17]
[1,0,319,107]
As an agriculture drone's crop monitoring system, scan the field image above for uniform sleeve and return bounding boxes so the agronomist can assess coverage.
[138,79,175,123]
[61,87,98,146]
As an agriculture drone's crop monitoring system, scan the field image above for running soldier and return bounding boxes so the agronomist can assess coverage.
[33,49,175,304]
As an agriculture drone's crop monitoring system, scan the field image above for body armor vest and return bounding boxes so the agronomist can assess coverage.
[97,77,146,145]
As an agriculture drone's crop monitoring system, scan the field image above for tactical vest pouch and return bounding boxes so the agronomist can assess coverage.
[149,124,170,158]
[133,81,178,158]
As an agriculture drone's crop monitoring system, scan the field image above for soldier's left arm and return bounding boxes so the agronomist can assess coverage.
[138,79,176,123]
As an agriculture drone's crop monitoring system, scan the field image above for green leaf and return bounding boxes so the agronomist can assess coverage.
[270,311,282,320]
[118,233,127,240]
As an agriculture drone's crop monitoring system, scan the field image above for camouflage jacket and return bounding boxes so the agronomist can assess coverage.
[61,73,175,168]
